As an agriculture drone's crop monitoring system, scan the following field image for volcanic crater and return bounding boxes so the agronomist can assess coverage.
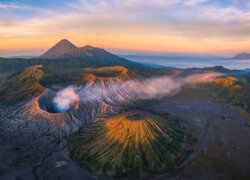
[38,89,79,113]
[1,39,250,180]
[68,111,192,178]
[38,90,59,113]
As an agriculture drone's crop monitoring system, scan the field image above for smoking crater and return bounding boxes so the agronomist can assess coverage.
[38,87,79,113]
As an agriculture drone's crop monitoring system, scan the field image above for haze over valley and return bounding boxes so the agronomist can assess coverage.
[122,54,250,70]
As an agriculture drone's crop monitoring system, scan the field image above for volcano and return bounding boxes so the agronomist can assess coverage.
[69,111,190,177]
[39,39,83,59]
[1,43,250,179]
[40,39,112,59]
[38,39,141,68]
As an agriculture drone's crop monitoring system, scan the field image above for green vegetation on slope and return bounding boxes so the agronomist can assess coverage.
[69,111,186,178]
[203,76,250,112]
[0,65,45,105]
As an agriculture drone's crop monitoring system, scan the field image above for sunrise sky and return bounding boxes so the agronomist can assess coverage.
[0,0,250,55]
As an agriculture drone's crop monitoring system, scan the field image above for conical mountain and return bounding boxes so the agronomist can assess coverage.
[39,39,141,68]
[69,111,188,177]
[39,39,83,59]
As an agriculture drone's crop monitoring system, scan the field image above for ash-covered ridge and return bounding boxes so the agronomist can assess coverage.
[1,61,249,179]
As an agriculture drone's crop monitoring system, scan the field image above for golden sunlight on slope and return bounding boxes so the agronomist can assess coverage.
[104,111,165,145]
[81,66,129,82]
[213,77,240,88]
[83,66,128,74]
[69,111,192,177]
[202,76,250,113]
[0,65,45,104]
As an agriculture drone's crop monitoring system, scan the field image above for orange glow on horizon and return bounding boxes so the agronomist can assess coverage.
[0,1,249,55]
[1,33,250,55]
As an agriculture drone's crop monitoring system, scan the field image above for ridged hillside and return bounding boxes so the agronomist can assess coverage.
[0,65,45,105]
[203,76,250,111]
[69,111,187,178]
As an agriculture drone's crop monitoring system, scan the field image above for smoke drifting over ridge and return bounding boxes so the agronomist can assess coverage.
[53,72,221,111]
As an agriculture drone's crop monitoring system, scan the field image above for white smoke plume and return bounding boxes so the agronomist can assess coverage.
[53,86,79,112]
[135,72,220,99]
[53,72,221,111]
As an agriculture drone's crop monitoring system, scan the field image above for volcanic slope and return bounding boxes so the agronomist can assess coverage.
[0,65,145,130]
[79,66,146,108]
[0,65,45,105]
[203,76,250,112]
[69,111,191,178]
[0,64,197,179]
[39,39,83,59]
[39,39,140,68]
[0,39,141,74]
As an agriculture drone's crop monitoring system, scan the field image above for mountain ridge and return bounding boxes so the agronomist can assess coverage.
[230,52,250,60]
[38,39,141,68]
[40,39,118,60]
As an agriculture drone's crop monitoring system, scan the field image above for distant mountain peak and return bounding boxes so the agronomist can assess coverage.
[238,52,249,55]
[230,52,250,60]
[82,45,96,49]
[38,39,141,68]
[56,39,76,46]
[59,39,70,42]
[57,39,68,42]
[39,39,82,59]
[80,45,104,51]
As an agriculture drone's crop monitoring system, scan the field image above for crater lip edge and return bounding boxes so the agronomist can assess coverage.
[126,110,149,121]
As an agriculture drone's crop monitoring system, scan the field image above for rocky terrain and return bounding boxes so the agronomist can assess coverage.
[0,40,250,179]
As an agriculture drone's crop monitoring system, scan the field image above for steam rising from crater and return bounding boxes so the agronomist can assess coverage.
[53,72,221,110]
[53,86,79,112]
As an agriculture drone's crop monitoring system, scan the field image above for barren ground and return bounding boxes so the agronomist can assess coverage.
[0,86,249,180]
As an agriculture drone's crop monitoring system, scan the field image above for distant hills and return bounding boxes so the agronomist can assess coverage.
[230,52,250,60]
[0,39,141,73]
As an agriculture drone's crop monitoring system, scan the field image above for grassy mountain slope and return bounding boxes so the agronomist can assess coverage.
[69,111,186,177]
[203,76,250,111]
[0,65,45,105]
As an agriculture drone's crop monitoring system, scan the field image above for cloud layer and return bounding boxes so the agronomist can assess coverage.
[0,0,250,54]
